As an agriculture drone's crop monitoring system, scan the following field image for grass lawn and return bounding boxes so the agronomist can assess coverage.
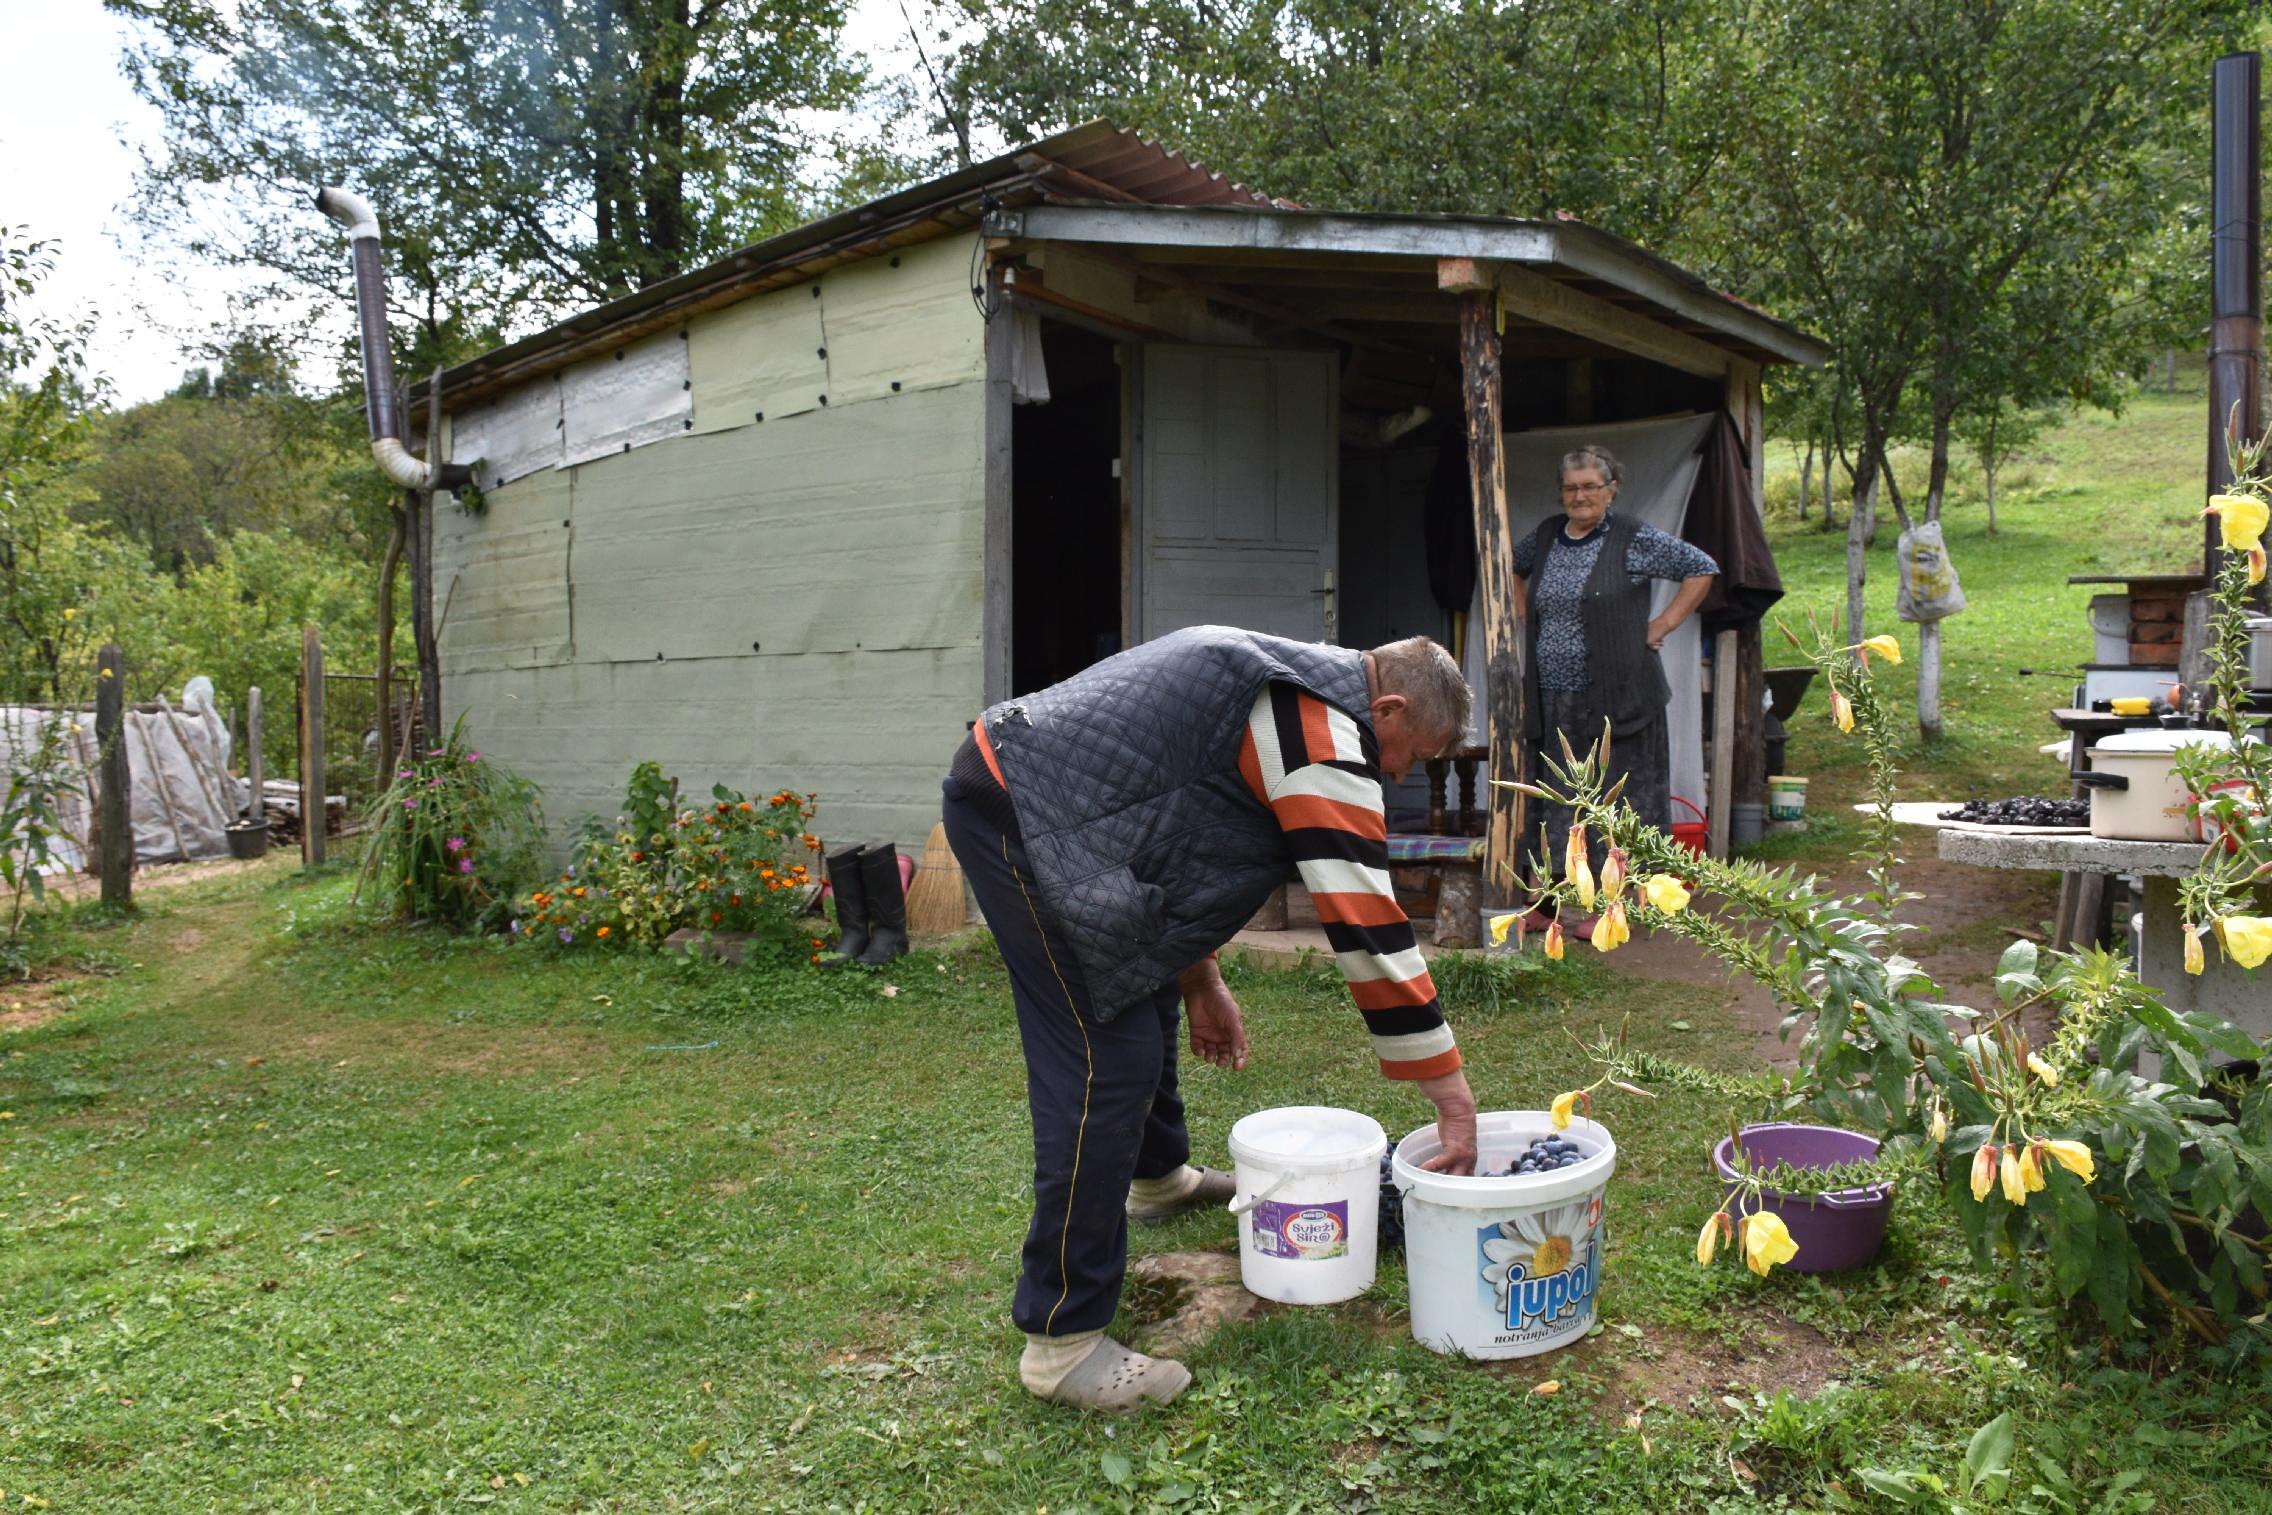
[3,861,2267,1513]
[1760,389,2209,818]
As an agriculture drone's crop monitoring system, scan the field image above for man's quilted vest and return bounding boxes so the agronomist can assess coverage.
[979,626,1374,1019]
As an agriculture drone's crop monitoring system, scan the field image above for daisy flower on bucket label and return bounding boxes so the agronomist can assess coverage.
[1480,1203,1593,1316]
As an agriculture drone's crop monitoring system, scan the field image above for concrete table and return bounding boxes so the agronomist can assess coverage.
[1936,830,2268,1042]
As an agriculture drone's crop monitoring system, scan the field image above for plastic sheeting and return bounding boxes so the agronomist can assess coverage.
[0,697,244,875]
[559,327,693,467]
[452,378,564,489]
[1479,413,1717,815]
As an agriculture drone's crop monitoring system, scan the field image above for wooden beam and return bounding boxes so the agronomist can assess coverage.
[1000,204,1561,265]
[1492,264,1731,380]
[1084,248,1430,360]
[1454,283,1526,898]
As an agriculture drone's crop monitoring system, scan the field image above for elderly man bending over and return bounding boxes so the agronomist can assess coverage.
[942,627,1481,1412]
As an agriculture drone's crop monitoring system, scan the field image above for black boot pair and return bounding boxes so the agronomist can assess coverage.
[821,843,907,968]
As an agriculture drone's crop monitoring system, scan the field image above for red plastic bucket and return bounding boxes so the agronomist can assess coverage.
[1711,1123,1893,1273]
[1670,795,1707,857]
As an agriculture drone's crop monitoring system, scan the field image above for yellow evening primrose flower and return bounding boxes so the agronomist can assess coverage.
[1566,825,1596,910]
[1829,687,1854,733]
[2041,1139,2096,1183]
[2184,923,2206,976]
[1696,1211,1728,1265]
[1487,912,1520,948]
[1549,1090,1583,1130]
[1543,920,1566,961]
[2026,1053,2060,1089]
[1970,1143,1998,1202]
[1742,1211,1799,1276]
[2018,1143,2047,1194]
[2000,1144,2029,1206]
[1590,900,1630,952]
[1600,847,1627,903]
[2249,545,2268,587]
[1642,874,1691,914]
[1858,634,1902,664]
[62,607,77,620]
[1929,1104,1948,1145]
[2219,915,2272,970]
[2205,493,2270,552]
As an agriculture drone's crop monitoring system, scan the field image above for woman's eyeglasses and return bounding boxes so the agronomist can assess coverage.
[1559,481,1611,497]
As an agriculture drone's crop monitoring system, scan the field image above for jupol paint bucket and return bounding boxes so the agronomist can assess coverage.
[1767,776,1809,822]
[1393,1112,1617,1359]
[1227,1106,1385,1305]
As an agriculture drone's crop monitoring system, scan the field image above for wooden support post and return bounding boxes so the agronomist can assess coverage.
[1440,260,1525,895]
[300,623,326,867]
[95,644,132,907]
[1709,628,1739,857]
[246,687,265,821]
[983,272,1015,703]
[1723,360,1768,846]
[409,490,441,746]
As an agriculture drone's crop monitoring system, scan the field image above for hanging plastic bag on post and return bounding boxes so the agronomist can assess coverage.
[1895,520,1967,622]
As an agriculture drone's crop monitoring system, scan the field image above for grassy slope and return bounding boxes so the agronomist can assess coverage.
[1761,390,2207,812]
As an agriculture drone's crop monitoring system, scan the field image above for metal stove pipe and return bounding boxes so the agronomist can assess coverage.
[2208,52,2261,574]
[314,186,470,491]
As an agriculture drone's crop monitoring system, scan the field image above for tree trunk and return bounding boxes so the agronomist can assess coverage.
[639,0,692,286]
[1982,407,2001,535]
[1846,451,1878,648]
[1918,403,1954,741]
[376,498,406,780]
[1799,437,1814,521]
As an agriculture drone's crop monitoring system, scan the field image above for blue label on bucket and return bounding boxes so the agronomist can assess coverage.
[1251,1199,1350,1261]
[1476,1193,1604,1342]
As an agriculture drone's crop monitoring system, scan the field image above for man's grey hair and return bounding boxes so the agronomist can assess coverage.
[1560,445,1623,488]
[1369,636,1472,745]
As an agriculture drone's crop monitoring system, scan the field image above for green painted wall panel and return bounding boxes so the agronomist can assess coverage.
[434,466,574,673]
[448,645,980,853]
[564,382,984,663]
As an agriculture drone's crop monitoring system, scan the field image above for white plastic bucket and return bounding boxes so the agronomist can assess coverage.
[1767,775,1808,821]
[1226,1106,1384,1305]
[1393,1112,1617,1359]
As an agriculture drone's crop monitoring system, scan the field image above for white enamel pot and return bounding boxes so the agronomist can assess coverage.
[2074,728,2250,841]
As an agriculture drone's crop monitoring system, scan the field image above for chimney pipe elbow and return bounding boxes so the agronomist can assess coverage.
[371,437,433,490]
[314,185,381,241]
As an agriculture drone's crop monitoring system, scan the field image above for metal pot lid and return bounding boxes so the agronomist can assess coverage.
[2091,728,2249,755]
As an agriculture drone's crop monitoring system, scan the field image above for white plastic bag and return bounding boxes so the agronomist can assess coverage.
[1896,520,1967,622]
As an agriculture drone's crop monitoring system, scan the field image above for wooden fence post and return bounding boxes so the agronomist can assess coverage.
[246,687,265,821]
[96,643,132,907]
[300,624,326,867]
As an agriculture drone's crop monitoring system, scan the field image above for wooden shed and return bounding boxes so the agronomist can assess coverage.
[418,122,1824,893]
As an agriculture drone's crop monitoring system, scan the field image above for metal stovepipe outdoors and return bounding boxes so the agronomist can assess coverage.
[313,186,472,493]
[2208,51,2262,577]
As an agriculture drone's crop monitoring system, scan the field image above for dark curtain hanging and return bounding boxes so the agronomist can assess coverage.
[1424,426,1479,619]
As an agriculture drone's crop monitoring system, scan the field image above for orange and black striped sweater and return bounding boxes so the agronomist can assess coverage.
[966,682,1459,1082]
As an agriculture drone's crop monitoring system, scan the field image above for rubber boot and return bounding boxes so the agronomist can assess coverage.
[855,843,908,967]
[820,845,869,967]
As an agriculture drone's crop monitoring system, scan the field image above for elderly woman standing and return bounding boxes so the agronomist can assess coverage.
[1514,445,1717,927]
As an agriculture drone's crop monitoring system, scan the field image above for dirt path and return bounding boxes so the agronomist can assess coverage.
[1613,850,2058,1065]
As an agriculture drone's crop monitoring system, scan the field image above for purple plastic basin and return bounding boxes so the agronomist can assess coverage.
[1711,1123,1893,1273]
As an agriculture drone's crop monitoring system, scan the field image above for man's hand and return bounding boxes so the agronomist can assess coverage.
[1177,960,1250,1071]
[1646,616,1673,650]
[1416,1069,1479,1174]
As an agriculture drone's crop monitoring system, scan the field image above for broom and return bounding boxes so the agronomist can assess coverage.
[902,821,967,938]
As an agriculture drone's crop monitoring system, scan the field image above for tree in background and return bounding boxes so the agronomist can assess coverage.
[108,0,867,372]
[84,338,366,576]
[938,0,1758,252]
[0,227,112,704]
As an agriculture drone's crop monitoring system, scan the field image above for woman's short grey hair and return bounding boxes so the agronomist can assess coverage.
[1368,636,1472,745]
[1560,445,1623,488]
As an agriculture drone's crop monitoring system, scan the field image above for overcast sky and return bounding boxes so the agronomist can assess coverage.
[2,0,968,406]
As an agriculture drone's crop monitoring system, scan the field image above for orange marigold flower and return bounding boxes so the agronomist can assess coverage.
[629,851,644,863]
[729,894,742,906]
[572,886,587,898]
[711,911,723,924]
[737,800,752,812]
[596,925,611,939]
[809,952,822,964]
